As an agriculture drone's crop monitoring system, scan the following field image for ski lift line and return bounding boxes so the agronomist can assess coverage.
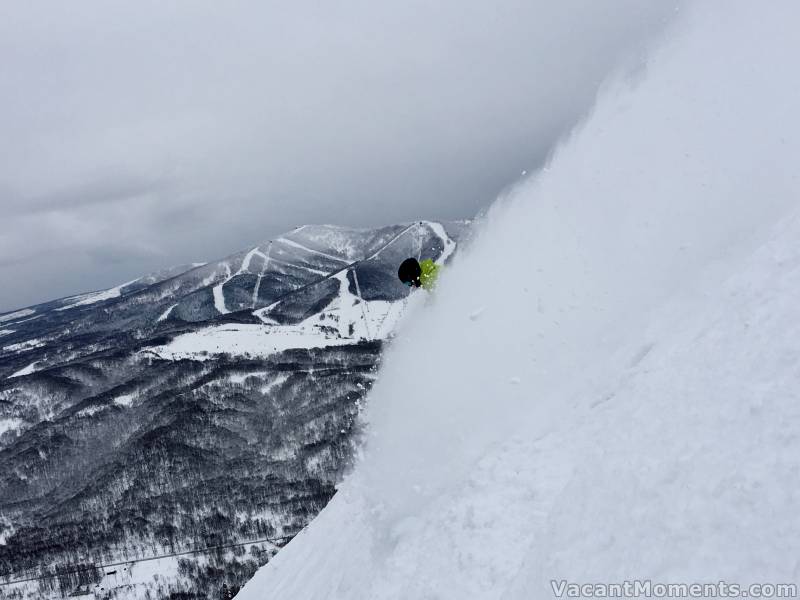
[267,256,329,276]
[252,242,273,308]
[256,222,421,317]
[350,269,373,340]
[0,535,295,587]
[252,277,263,309]
[364,222,423,261]
[373,293,399,338]
[277,237,350,264]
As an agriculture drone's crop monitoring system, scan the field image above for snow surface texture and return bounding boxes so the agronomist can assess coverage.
[238,1,800,598]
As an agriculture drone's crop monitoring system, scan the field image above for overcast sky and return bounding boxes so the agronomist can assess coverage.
[0,0,678,312]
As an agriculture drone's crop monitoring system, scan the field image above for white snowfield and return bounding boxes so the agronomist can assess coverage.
[148,221,455,360]
[147,270,421,361]
[238,1,800,599]
[0,308,34,324]
[8,362,38,379]
[56,278,141,311]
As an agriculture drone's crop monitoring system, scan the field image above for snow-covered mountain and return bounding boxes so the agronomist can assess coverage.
[235,1,800,598]
[0,221,467,598]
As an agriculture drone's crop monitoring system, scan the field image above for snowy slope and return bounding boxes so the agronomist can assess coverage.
[237,1,800,598]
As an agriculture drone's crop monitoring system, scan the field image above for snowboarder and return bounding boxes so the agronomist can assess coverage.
[398,257,440,291]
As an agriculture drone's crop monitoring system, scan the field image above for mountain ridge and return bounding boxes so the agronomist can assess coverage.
[0,219,468,599]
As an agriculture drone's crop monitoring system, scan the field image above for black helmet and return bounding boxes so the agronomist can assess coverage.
[398,257,422,287]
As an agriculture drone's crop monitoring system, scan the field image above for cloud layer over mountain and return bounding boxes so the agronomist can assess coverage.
[0,0,677,311]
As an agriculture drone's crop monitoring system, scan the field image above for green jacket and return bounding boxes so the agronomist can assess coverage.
[419,259,440,291]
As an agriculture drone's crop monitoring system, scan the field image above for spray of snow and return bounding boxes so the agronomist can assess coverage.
[237,1,800,597]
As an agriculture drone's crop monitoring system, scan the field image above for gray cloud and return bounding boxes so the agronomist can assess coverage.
[0,0,680,311]
[6,171,170,216]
